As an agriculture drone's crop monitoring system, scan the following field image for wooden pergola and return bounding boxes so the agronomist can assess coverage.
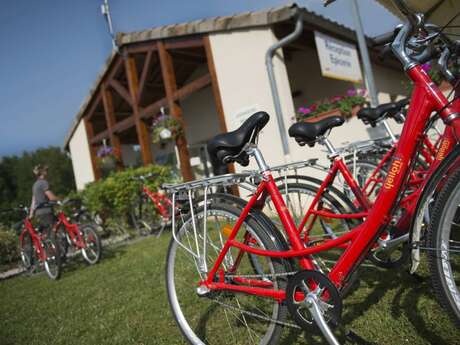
[81,35,227,182]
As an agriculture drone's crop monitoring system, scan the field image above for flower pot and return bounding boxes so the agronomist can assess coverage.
[304,108,342,122]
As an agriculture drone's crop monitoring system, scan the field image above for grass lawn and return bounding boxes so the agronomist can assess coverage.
[0,234,459,345]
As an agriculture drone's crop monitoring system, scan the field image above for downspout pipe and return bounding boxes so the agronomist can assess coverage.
[265,14,303,157]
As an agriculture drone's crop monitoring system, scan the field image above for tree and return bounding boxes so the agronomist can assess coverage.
[0,146,75,225]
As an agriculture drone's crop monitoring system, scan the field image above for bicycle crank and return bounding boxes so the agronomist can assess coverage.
[286,270,342,345]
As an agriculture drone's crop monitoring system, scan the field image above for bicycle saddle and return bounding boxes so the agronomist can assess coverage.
[288,116,344,147]
[207,111,269,166]
[358,98,409,126]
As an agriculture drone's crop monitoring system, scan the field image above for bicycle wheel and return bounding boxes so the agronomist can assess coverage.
[427,168,460,327]
[55,225,69,260]
[345,159,386,203]
[19,232,34,270]
[43,237,61,280]
[166,200,290,345]
[81,224,102,264]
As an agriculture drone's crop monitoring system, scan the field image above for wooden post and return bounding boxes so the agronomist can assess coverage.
[158,41,194,181]
[124,55,153,165]
[83,117,101,180]
[101,86,123,169]
[203,36,236,175]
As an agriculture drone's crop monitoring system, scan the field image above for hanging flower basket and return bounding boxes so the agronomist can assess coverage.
[151,113,183,144]
[96,145,120,173]
[297,88,367,122]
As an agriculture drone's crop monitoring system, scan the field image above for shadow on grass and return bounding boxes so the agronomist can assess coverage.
[59,245,127,277]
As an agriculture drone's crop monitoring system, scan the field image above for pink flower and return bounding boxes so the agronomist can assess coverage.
[357,88,367,96]
[331,96,343,103]
[310,104,317,111]
[298,107,311,115]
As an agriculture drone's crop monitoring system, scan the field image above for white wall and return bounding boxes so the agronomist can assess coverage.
[210,28,297,171]
[68,120,95,190]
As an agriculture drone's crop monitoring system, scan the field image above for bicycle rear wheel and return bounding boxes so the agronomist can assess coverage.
[166,200,290,345]
[19,232,34,270]
[427,168,460,327]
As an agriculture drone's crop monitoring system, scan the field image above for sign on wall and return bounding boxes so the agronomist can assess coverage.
[314,31,363,83]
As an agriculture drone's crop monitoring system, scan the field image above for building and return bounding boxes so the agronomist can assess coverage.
[64,3,407,190]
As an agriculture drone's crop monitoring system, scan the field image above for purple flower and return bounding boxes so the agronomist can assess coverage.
[421,63,431,72]
[97,146,113,158]
[298,107,311,115]
[346,89,357,97]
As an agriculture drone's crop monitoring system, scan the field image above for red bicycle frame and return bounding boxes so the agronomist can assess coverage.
[19,218,48,262]
[53,212,88,249]
[198,65,460,300]
[142,186,173,221]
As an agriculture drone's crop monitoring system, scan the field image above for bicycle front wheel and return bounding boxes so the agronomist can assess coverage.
[43,237,61,280]
[166,200,289,345]
[81,225,102,264]
[428,168,460,327]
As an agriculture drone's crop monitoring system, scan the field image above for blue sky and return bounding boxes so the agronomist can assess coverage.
[0,0,399,157]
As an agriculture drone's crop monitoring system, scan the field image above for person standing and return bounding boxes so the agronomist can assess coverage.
[30,165,58,233]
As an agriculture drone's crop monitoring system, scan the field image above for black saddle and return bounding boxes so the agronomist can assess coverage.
[207,112,269,166]
[288,116,345,147]
[358,98,409,126]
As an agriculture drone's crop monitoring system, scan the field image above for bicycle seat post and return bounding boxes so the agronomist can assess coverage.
[381,119,397,143]
[318,136,339,159]
[246,145,269,173]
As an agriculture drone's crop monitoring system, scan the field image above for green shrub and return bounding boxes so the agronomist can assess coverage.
[0,227,19,265]
[78,165,174,234]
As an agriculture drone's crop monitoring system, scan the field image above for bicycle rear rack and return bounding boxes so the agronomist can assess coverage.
[162,172,259,268]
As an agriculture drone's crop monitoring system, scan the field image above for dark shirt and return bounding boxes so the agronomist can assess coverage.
[33,179,52,215]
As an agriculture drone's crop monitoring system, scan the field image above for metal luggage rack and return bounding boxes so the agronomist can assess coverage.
[162,172,261,263]
[336,136,393,156]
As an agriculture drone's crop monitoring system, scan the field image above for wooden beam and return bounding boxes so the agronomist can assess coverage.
[140,98,169,119]
[137,50,153,103]
[91,131,109,144]
[85,93,102,120]
[173,73,211,100]
[204,36,228,134]
[158,40,194,182]
[84,117,101,180]
[107,57,123,81]
[124,56,154,165]
[126,41,157,54]
[101,86,124,169]
[108,79,133,107]
[204,35,236,176]
[164,37,204,50]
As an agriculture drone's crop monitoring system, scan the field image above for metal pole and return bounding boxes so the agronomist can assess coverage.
[350,0,378,107]
[266,14,303,157]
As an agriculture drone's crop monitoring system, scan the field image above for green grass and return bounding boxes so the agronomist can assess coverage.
[0,235,459,345]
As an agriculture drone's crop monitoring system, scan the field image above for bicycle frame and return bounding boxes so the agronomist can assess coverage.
[199,65,460,299]
[142,186,173,221]
[19,218,47,262]
[54,212,87,249]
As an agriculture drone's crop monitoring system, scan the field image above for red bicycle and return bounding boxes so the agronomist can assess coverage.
[9,205,62,280]
[165,4,460,344]
[130,173,174,237]
[51,200,102,265]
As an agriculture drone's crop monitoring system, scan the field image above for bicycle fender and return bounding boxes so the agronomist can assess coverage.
[410,144,460,273]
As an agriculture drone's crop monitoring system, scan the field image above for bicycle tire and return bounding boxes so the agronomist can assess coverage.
[81,224,102,264]
[427,168,460,327]
[19,232,34,270]
[166,200,290,345]
[43,237,61,280]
